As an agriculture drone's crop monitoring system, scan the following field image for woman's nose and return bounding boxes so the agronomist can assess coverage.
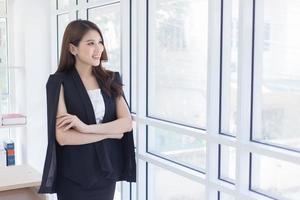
[96,43,104,53]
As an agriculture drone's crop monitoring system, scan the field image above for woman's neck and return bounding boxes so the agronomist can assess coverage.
[75,63,93,80]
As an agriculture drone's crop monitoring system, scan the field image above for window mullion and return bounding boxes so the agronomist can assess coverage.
[206,0,222,199]
[235,0,254,196]
[135,0,147,199]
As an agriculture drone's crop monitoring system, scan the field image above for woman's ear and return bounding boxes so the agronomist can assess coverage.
[69,43,78,56]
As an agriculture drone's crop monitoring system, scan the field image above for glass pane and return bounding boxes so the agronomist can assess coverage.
[0,95,9,114]
[148,164,206,200]
[251,154,300,200]
[252,0,300,150]
[0,67,8,94]
[57,0,69,10]
[7,68,26,114]
[130,182,137,200]
[131,5,137,113]
[147,0,208,128]
[131,53,136,113]
[219,192,235,200]
[88,4,121,72]
[57,13,70,61]
[133,121,137,147]
[221,0,239,136]
[0,128,9,142]
[0,18,7,68]
[219,145,236,183]
[0,0,6,15]
[147,126,206,171]
[113,182,121,200]
[0,17,8,114]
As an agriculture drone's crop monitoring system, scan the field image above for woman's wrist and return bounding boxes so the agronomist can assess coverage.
[85,124,101,134]
[84,124,92,134]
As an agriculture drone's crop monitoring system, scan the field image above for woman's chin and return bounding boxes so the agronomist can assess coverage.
[91,61,100,66]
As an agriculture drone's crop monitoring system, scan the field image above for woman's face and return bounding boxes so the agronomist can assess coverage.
[72,29,104,68]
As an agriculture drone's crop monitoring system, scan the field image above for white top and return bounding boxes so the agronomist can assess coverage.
[87,89,105,124]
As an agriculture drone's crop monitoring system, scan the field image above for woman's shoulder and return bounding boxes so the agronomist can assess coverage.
[49,70,68,79]
[46,71,67,86]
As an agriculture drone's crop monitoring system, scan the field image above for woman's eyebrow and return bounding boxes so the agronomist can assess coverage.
[84,39,103,42]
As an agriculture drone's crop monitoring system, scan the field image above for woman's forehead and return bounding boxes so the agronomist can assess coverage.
[82,30,102,41]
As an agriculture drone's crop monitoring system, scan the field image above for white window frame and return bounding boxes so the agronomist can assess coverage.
[134,0,300,200]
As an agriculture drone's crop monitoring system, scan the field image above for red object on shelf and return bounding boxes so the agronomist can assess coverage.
[6,149,15,156]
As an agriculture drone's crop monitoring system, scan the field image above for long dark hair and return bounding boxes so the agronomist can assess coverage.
[57,19,122,97]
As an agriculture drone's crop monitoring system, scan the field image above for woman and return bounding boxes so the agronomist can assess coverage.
[38,20,136,200]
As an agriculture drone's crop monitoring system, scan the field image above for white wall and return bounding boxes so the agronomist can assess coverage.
[9,0,52,172]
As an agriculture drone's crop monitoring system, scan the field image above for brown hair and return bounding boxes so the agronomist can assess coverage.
[57,19,122,97]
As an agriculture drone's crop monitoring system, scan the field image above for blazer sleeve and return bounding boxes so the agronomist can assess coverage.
[114,72,136,182]
[38,73,63,193]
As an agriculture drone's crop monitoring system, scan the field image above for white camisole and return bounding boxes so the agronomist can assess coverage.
[87,89,105,124]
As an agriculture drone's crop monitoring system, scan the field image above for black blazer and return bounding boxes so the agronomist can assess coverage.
[38,68,136,194]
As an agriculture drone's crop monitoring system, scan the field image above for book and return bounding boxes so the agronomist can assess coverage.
[4,140,15,166]
[1,113,26,126]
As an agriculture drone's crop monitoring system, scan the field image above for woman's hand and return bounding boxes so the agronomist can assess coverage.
[56,114,89,133]
[109,133,124,139]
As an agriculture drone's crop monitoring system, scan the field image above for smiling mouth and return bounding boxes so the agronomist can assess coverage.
[93,56,101,59]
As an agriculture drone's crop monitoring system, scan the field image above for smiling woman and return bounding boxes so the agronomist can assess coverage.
[38,20,136,200]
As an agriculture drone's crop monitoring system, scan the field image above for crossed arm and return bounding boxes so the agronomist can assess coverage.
[55,85,132,146]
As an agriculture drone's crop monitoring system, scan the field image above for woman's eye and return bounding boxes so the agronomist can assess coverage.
[88,42,94,45]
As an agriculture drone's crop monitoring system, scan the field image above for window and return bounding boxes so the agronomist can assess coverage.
[220,0,239,136]
[57,13,70,61]
[0,0,8,114]
[219,145,236,184]
[252,0,300,151]
[88,3,121,72]
[147,0,208,128]
[147,126,206,172]
[218,192,235,200]
[57,0,70,10]
[251,154,300,200]
[0,0,6,15]
[147,163,206,200]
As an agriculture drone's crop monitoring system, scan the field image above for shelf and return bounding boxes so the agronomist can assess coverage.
[0,66,25,69]
[0,124,26,129]
[0,164,41,192]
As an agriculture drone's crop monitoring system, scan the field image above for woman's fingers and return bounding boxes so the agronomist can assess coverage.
[57,118,66,127]
[57,115,73,127]
[57,118,69,128]
[56,114,83,131]
[63,121,74,131]
[57,117,73,128]
[110,134,124,139]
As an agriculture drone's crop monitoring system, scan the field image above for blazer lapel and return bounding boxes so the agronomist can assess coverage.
[70,68,96,124]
